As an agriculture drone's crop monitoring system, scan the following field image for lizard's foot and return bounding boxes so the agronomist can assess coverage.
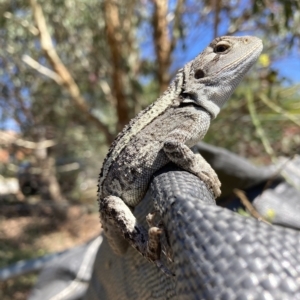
[164,140,221,198]
[193,154,221,198]
[146,212,163,261]
[146,212,174,276]
[146,211,170,252]
[100,195,149,256]
[100,196,173,275]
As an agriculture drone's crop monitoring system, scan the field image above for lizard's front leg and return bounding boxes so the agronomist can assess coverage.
[100,195,162,262]
[163,122,221,198]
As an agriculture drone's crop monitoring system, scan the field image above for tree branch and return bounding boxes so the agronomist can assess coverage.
[234,189,271,225]
[152,0,171,93]
[29,0,114,144]
[0,131,56,149]
[14,138,56,149]
[213,0,221,38]
[170,0,184,54]
[22,54,62,84]
[103,0,130,131]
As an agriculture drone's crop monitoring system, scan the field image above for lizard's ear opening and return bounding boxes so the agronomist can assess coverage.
[179,93,197,106]
[194,69,205,79]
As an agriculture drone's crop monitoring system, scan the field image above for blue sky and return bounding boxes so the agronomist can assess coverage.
[273,56,300,83]
[2,6,300,132]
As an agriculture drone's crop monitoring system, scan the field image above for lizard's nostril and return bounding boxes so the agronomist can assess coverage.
[244,38,249,44]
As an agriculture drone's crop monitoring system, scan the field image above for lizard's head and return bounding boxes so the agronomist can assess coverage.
[181,36,263,118]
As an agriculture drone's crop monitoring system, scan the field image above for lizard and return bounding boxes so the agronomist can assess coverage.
[98,35,263,271]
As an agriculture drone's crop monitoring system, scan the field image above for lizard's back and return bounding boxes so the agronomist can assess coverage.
[99,104,211,206]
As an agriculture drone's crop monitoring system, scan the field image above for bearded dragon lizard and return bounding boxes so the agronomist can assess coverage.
[98,36,263,271]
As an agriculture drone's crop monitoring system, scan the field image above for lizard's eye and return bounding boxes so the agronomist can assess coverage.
[214,43,230,53]
[194,69,205,79]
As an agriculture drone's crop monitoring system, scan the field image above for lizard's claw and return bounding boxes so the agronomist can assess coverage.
[200,170,221,198]
[146,212,174,275]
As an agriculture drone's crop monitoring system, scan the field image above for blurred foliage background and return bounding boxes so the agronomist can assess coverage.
[0,0,300,298]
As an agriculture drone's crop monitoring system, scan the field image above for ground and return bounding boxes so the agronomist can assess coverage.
[0,205,101,300]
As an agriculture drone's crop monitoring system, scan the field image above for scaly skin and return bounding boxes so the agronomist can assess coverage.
[98,36,263,269]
